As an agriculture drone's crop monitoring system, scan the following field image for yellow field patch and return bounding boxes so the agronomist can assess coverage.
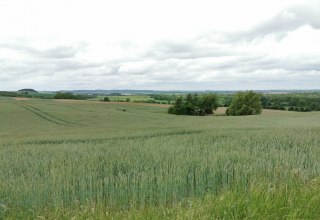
[14,97,31,101]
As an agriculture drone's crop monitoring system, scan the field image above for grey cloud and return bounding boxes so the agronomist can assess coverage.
[0,38,105,78]
[34,45,84,59]
[225,4,320,42]
[0,47,116,91]
[0,39,87,59]
[239,55,320,73]
[143,39,231,60]
[1,58,102,77]
[290,5,320,29]
[50,60,105,72]
[113,29,320,88]
[1,2,320,91]
[247,10,307,38]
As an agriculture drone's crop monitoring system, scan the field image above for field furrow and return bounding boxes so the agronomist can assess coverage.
[18,104,82,126]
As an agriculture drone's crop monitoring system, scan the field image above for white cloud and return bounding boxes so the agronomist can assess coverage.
[0,0,320,90]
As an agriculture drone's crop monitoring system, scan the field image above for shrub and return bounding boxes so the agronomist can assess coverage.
[288,106,294,111]
[168,94,217,116]
[54,92,76,99]
[226,91,262,116]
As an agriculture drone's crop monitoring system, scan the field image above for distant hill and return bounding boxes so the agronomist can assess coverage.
[18,88,38,93]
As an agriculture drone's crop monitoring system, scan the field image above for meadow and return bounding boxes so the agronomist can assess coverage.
[1,96,320,219]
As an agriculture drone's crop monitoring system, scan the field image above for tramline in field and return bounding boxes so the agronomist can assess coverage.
[1,97,320,219]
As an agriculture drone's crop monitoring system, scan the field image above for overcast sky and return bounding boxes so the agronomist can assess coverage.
[0,0,320,91]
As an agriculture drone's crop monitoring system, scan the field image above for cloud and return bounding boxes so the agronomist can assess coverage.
[0,1,320,91]
[0,39,87,59]
[225,3,320,42]
[142,39,232,61]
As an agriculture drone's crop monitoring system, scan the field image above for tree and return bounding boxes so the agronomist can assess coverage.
[226,91,262,116]
[168,97,183,115]
[168,93,218,116]
[104,97,110,102]
[54,92,76,99]
[198,94,218,114]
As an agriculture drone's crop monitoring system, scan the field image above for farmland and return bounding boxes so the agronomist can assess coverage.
[1,96,320,219]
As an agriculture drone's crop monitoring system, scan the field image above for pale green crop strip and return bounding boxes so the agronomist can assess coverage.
[0,98,320,219]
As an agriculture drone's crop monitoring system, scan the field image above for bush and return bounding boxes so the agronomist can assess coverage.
[54,92,76,99]
[288,106,294,111]
[104,97,110,102]
[226,91,262,116]
[168,94,217,116]
[53,92,90,100]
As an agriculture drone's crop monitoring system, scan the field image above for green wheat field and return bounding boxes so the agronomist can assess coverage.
[1,96,320,219]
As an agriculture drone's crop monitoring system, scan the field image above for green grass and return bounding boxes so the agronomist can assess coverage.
[1,97,320,219]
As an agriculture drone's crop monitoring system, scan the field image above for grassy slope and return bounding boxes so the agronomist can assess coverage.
[1,97,320,219]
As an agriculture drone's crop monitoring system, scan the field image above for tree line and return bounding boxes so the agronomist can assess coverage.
[53,92,94,100]
[167,91,262,116]
[261,93,320,112]
[168,91,320,116]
